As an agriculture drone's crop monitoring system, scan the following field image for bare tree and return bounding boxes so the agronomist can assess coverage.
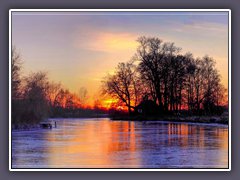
[46,82,62,107]
[12,47,22,100]
[79,87,88,107]
[102,62,140,114]
[136,36,164,110]
[136,36,181,112]
[53,88,66,108]
[11,47,23,125]
[201,56,222,114]
[22,72,50,123]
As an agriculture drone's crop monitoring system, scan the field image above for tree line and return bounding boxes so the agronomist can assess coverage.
[11,36,227,126]
[11,47,106,127]
[102,36,227,115]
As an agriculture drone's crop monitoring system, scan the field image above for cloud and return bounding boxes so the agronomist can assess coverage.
[173,21,228,35]
[73,28,138,53]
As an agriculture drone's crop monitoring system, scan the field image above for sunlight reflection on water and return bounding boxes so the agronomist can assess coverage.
[12,118,228,168]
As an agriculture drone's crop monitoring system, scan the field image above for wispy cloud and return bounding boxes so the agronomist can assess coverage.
[173,21,228,34]
[73,27,138,53]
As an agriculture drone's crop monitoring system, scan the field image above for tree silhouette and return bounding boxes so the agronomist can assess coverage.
[12,47,22,100]
[103,36,227,116]
[102,62,141,114]
[22,72,50,124]
[136,36,181,112]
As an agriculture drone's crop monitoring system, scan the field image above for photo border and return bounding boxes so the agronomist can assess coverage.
[9,9,231,172]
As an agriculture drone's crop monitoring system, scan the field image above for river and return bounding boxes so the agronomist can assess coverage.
[11,118,229,169]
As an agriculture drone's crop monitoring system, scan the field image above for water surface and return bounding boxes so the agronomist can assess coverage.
[12,118,228,168]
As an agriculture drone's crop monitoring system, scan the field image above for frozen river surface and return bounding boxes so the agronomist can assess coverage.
[12,118,228,169]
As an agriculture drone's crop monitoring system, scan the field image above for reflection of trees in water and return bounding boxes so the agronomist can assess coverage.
[167,123,228,149]
[106,121,138,154]
[12,119,228,168]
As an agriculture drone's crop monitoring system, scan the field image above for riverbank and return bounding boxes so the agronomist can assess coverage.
[110,115,229,124]
[11,123,41,131]
[11,114,109,130]
[11,114,228,130]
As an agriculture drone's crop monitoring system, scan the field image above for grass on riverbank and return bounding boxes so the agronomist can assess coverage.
[110,115,229,125]
[11,114,228,130]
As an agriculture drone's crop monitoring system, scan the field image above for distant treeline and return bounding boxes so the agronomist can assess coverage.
[102,36,227,115]
[11,47,107,127]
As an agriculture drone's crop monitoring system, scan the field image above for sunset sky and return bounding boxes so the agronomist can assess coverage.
[12,11,229,106]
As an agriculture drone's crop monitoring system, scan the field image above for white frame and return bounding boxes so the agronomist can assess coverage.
[9,9,231,171]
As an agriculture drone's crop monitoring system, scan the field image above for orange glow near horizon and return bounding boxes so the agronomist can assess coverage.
[102,99,118,108]
[96,98,128,112]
